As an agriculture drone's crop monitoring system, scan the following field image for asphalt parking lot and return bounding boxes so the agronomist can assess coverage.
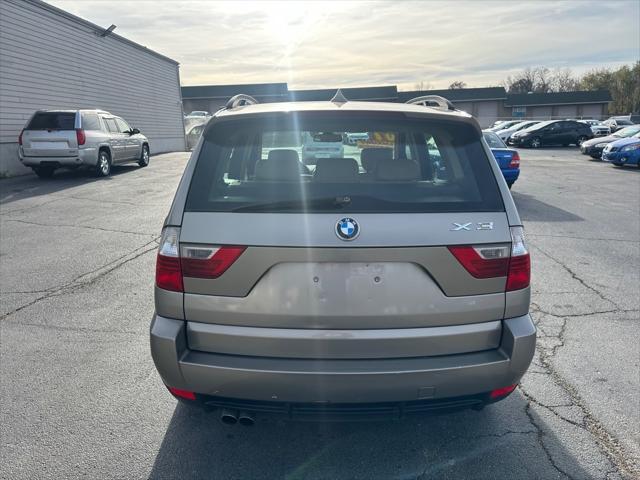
[1,149,638,479]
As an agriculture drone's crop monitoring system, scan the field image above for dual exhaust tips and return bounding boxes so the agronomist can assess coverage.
[220,408,255,426]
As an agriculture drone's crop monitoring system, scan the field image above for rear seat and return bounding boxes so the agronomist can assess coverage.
[361,147,393,175]
[254,149,303,181]
[314,157,359,182]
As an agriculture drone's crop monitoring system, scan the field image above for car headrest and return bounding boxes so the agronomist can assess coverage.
[314,158,359,182]
[267,149,299,163]
[361,147,393,173]
[255,149,302,181]
[376,160,421,181]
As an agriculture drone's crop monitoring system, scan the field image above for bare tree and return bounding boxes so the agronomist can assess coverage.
[551,67,580,92]
[503,66,552,93]
[413,80,433,91]
[448,81,467,89]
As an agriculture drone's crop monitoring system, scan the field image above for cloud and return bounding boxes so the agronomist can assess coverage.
[48,0,639,88]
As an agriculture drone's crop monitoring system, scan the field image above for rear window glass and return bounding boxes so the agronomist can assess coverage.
[185,113,504,213]
[27,112,75,130]
[81,113,101,131]
[483,132,506,149]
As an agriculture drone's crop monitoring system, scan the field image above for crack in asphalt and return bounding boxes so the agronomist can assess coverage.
[0,196,65,216]
[0,238,159,321]
[521,243,639,478]
[3,218,157,237]
[529,242,622,310]
[523,401,576,480]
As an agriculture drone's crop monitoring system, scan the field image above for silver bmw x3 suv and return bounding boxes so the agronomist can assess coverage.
[18,109,150,178]
[151,93,535,424]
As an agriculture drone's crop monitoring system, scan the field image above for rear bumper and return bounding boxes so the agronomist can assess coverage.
[150,314,536,405]
[501,169,519,183]
[19,147,98,167]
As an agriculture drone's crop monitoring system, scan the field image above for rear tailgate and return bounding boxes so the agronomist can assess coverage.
[21,112,78,157]
[180,211,510,330]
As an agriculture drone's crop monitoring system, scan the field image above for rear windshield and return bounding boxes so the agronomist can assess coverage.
[483,132,507,149]
[27,112,76,130]
[185,113,504,213]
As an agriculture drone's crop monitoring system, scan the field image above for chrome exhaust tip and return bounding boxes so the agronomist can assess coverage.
[220,408,238,425]
[238,411,255,426]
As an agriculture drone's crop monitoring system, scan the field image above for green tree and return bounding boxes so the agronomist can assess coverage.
[580,62,640,114]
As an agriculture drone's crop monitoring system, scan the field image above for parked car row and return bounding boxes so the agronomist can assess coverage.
[580,125,640,158]
[581,126,640,168]
[18,109,149,178]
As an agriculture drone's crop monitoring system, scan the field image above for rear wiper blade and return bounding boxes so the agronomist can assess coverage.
[230,196,352,212]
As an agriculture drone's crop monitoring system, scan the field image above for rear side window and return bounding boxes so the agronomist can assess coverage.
[27,112,75,130]
[185,113,504,213]
[81,113,101,131]
[104,118,119,133]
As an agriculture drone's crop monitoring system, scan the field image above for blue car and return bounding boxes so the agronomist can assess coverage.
[483,131,520,188]
[602,133,640,167]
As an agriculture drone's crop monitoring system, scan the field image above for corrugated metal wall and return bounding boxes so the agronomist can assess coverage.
[0,0,185,176]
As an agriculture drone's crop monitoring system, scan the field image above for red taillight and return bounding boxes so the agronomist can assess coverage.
[155,227,246,291]
[75,128,86,146]
[166,386,196,401]
[156,254,183,292]
[449,226,530,291]
[181,245,246,279]
[509,151,520,168]
[507,254,530,291]
[18,129,24,145]
[156,227,183,292]
[448,245,510,279]
[490,384,517,399]
[507,226,530,291]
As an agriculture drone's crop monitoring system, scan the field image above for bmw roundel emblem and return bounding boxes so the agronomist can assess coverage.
[336,217,360,241]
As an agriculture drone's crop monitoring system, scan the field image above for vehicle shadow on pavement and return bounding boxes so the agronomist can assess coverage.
[511,192,584,222]
[148,394,590,480]
[0,166,139,205]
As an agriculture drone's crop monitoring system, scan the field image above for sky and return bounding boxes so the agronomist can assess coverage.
[49,0,639,90]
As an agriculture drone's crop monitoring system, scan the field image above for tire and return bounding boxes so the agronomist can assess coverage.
[577,136,588,146]
[530,137,542,148]
[95,149,111,177]
[32,166,55,178]
[138,144,150,167]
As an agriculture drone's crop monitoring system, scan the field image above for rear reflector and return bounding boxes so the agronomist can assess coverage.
[76,128,86,146]
[166,386,196,401]
[509,151,520,168]
[490,384,517,399]
[181,245,246,279]
[156,227,183,292]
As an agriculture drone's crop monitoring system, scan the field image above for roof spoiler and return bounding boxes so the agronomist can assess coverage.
[405,95,456,111]
[225,94,259,109]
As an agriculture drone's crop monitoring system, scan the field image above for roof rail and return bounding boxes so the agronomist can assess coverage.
[226,94,259,109]
[405,95,456,111]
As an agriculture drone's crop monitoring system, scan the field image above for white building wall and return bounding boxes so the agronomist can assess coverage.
[0,0,185,176]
